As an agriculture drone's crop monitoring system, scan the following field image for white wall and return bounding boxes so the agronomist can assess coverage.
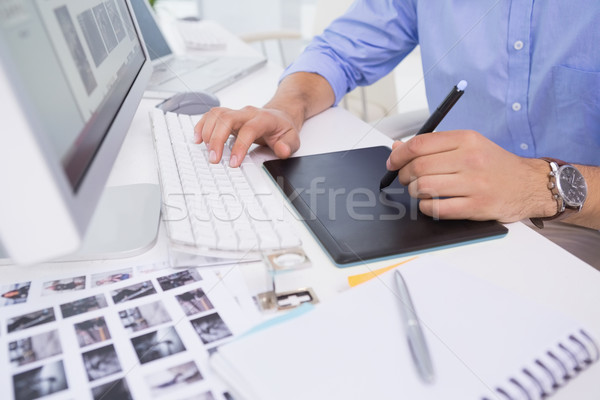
[200,0,283,35]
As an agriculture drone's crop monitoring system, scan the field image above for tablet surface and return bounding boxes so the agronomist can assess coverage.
[264,146,508,266]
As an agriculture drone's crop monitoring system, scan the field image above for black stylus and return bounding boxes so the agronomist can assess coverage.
[379,80,468,190]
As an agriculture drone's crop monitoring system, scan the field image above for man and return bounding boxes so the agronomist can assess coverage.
[195,1,600,266]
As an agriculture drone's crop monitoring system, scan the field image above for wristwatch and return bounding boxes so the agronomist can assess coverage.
[530,158,587,229]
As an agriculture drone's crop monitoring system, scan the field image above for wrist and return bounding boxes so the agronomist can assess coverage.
[266,72,334,131]
[524,158,559,219]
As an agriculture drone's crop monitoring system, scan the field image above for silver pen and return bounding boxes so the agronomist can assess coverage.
[394,269,435,383]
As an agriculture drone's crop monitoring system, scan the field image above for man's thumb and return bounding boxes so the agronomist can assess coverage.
[272,131,300,159]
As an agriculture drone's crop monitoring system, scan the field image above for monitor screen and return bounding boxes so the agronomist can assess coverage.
[0,0,154,264]
[0,0,146,190]
[129,0,172,60]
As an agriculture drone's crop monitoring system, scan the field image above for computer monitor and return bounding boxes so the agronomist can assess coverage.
[0,0,156,265]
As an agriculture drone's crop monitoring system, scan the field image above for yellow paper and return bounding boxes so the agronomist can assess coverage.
[347,257,417,287]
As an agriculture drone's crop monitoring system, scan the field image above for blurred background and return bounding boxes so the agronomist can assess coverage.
[153,0,428,133]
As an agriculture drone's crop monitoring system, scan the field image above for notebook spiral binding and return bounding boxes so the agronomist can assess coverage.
[482,329,599,400]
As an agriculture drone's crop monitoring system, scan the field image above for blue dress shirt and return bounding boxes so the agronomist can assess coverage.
[282,0,600,165]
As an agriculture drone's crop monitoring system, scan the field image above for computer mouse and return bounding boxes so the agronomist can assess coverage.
[157,91,220,115]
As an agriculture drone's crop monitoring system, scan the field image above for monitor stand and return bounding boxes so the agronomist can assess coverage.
[0,183,162,264]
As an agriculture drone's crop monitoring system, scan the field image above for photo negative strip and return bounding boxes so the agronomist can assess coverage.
[175,288,214,317]
[190,313,233,346]
[60,294,108,318]
[0,281,31,307]
[74,317,111,348]
[145,361,203,397]
[12,360,68,400]
[157,269,202,291]
[9,330,62,367]
[82,344,123,382]
[91,377,133,400]
[119,300,172,334]
[91,267,132,287]
[131,326,186,365]
[41,276,85,296]
[111,281,156,304]
[7,307,56,333]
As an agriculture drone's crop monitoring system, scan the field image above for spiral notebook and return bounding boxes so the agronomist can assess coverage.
[210,256,599,400]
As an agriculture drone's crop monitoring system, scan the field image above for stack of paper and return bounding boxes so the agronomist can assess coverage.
[211,256,598,400]
[0,262,260,400]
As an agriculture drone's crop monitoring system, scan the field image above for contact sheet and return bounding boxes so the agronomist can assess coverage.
[0,264,259,400]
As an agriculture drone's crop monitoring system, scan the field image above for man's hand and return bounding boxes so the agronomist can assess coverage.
[386,130,556,223]
[193,72,335,168]
[194,106,300,167]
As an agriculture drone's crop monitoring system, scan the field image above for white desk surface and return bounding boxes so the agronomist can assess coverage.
[3,20,599,400]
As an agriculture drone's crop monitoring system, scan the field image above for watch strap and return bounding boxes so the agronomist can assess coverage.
[530,158,578,229]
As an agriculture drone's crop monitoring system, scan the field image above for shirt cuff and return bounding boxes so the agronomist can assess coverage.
[279,49,351,107]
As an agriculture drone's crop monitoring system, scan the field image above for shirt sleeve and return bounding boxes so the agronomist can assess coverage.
[281,0,419,105]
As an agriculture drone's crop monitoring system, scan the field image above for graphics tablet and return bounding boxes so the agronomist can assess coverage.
[263,146,508,266]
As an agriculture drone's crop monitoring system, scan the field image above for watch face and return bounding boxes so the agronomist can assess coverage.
[557,165,588,207]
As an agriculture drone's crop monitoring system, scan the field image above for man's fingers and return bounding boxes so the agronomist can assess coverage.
[387,130,468,170]
[229,122,263,167]
[270,129,300,159]
[396,151,464,185]
[206,120,235,163]
[419,197,474,220]
[204,107,258,163]
[229,122,300,167]
[406,174,470,199]
[193,106,300,167]
[196,107,228,144]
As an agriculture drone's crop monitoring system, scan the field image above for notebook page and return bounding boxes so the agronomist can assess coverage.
[214,281,489,399]
[402,258,592,399]
[212,256,595,400]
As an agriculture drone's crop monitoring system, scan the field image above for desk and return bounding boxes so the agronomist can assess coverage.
[2,20,600,400]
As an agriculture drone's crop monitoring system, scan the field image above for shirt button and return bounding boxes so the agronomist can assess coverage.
[520,143,529,150]
[512,102,522,111]
[514,40,524,50]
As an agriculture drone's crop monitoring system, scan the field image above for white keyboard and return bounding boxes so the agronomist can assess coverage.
[177,21,227,50]
[150,110,301,254]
